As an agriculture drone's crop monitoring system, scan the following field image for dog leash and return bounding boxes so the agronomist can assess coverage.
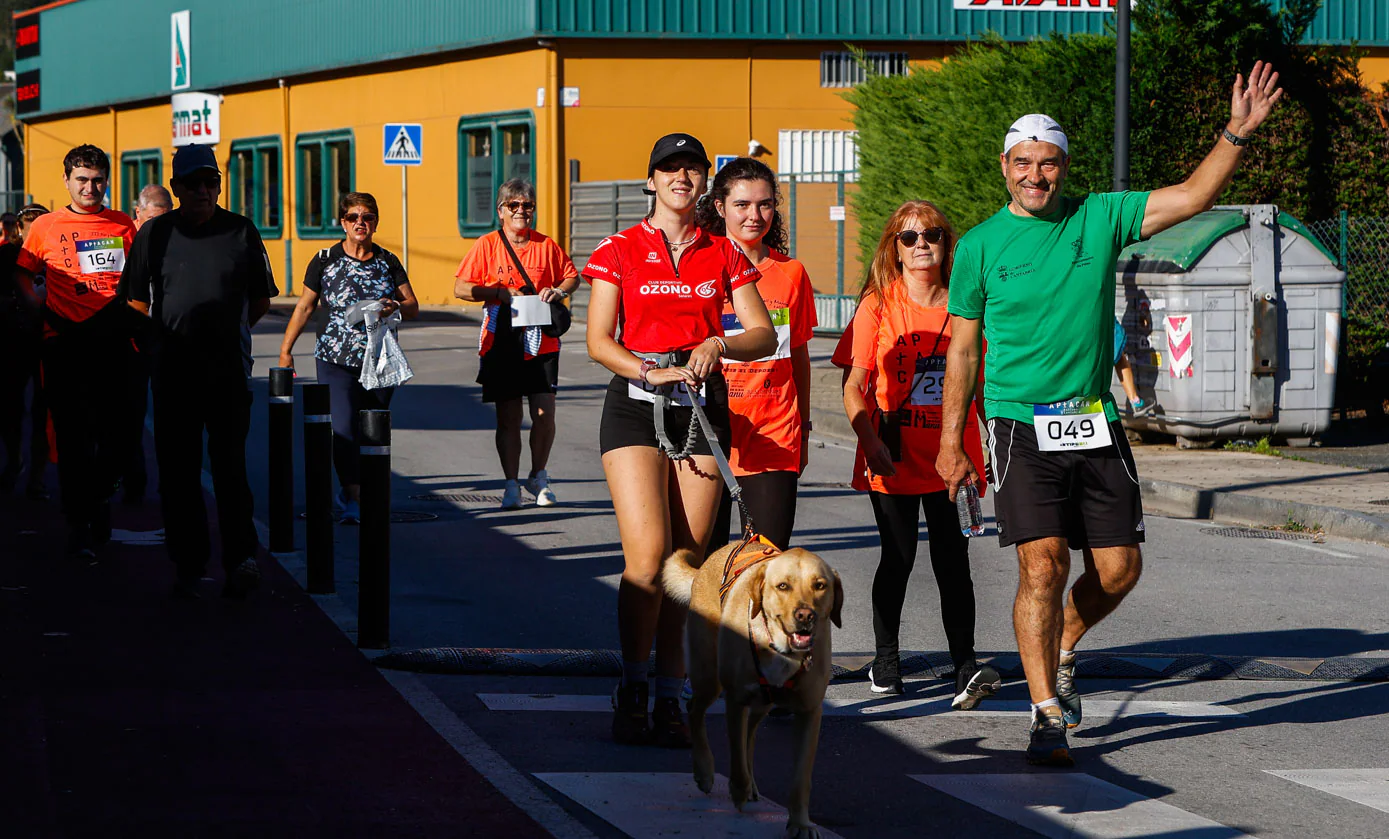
[652,376,757,540]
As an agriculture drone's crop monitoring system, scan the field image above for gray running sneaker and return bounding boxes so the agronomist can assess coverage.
[1027,710,1075,767]
[952,661,1002,711]
[1056,653,1082,729]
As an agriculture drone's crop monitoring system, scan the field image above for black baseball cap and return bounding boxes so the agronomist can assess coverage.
[172,144,220,178]
[647,133,711,177]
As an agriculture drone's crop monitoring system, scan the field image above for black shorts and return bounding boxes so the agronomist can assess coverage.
[987,417,1145,550]
[477,350,558,403]
[599,373,729,457]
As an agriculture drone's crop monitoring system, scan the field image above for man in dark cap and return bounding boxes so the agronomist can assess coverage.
[120,144,279,599]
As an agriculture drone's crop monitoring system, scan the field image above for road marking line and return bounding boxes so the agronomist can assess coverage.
[477,693,1244,720]
[1275,540,1360,559]
[535,771,845,838]
[1265,769,1389,814]
[910,773,1249,838]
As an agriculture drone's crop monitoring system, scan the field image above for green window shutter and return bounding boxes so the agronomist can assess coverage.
[295,129,355,239]
[457,111,534,238]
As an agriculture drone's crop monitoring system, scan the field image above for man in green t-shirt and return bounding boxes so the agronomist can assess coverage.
[937,62,1284,768]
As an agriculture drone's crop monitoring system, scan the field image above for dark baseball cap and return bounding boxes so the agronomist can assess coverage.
[172,144,220,178]
[647,133,711,177]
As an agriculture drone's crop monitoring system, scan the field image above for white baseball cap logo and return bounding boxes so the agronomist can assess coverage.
[676,139,686,146]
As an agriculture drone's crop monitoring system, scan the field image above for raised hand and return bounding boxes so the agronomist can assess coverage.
[1230,60,1284,136]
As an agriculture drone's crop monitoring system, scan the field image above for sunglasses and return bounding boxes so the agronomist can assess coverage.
[181,174,221,190]
[343,212,378,224]
[897,227,945,247]
[502,201,535,212]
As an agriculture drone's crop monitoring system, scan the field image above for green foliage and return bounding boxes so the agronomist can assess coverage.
[847,0,1389,276]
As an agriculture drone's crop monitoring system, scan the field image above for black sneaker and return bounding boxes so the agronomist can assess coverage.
[1057,653,1082,729]
[952,660,1002,711]
[91,502,112,547]
[221,559,262,600]
[611,680,650,745]
[651,697,691,748]
[66,525,96,561]
[869,656,903,696]
[1027,710,1075,767]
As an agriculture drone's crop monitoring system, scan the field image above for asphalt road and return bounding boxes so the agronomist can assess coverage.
[244,314,1389,838]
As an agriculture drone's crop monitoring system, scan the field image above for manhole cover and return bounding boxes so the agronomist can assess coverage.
[410,492,502,504]
[391,511,439,523]
[1201,526,1317,541]
[1370,499,1389,506]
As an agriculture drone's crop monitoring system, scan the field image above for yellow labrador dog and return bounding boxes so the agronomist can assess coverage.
[664,541,843,839]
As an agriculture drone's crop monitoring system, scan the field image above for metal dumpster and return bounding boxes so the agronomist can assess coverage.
[1113,205,1346,446]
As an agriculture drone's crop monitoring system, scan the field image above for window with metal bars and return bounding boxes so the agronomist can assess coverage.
[820,51,909,88]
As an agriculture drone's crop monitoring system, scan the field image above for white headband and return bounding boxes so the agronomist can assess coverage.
[1004,114,1069,156]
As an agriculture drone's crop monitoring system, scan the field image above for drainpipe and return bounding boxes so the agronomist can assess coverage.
[280,78,293,294]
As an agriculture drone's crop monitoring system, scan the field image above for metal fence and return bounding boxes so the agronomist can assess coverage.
[1305,213,1389,409]
[780,171,861,332]
[1305,213,1389,325]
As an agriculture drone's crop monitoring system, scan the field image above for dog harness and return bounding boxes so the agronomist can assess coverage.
[719,533,812,701]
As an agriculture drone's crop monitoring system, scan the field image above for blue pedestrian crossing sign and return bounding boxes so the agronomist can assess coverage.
[383,123,423,166]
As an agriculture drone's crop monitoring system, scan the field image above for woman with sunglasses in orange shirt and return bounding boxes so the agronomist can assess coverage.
[831,200,999,708]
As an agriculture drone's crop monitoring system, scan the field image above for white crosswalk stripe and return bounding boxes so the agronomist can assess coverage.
[911,773,1249,838]
[535,772,846,838]
[477,692,1244,720]
[1265,769,1389,814]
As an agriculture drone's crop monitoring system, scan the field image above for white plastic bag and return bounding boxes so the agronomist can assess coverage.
[359,301,413,390]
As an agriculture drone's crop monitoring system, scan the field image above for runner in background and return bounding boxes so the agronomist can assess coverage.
[134,185,173,229]
[831,200,999,706]
[1113,319,1152,416]
[938,63,1283,767]
[454,179,578,510]
[13,146,137,559]
[585,133,774,747]
[694,157,815,550]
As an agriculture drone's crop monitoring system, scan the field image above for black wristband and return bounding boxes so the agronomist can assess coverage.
[1222,127,1250,147]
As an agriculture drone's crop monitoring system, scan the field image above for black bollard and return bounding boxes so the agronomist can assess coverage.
[302,383,334,594]
[358,409,391,649]
[268,367,295,553]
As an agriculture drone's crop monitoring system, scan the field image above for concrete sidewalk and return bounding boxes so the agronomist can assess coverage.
[803,337,1389,546]
[0,454,549,838]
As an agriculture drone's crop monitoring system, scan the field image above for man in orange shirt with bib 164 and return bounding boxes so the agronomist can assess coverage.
[13,144,138,560]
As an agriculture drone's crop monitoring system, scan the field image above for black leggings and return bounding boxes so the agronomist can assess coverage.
[868,490,976,669]
[709,470,800,554]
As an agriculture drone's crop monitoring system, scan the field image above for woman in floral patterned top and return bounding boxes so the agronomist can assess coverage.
[278,192,418,522]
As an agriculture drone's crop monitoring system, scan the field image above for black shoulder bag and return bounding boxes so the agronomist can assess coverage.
[497,233,571,339]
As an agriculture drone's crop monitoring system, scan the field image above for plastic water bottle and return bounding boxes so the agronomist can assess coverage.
[956,482,985,537]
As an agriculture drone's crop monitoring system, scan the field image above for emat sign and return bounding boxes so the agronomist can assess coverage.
[171,91,219,147]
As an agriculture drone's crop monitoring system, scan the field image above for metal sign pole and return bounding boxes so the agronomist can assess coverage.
[1114,0,1131,191]
[401,164,409,273]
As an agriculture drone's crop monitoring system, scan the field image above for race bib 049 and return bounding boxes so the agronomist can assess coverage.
[76,236,126,275]
[1033,397,1113,451]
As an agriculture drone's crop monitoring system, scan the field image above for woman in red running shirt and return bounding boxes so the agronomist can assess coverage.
[694,157,816,550]
[584,134,775,747]
[831,200,998,707]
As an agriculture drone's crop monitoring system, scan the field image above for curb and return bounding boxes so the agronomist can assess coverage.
[375,647,1389,683]
[1139,477,1389,547]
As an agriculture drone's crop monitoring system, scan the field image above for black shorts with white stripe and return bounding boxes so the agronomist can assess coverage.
[986,417,1145,549]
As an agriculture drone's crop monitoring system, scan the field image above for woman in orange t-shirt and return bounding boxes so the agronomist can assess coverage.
[831,200,999,706]
[454,179,579,511]
[694,157,816,549]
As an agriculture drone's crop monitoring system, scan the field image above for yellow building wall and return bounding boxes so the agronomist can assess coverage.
[24,111,118,212]
[1360,49,1389,90]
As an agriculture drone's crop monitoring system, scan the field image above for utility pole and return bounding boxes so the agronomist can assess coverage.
[1114,0,1131,191]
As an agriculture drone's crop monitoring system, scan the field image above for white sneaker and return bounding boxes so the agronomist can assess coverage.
[501,479,522,510]
[527,470,557,507]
